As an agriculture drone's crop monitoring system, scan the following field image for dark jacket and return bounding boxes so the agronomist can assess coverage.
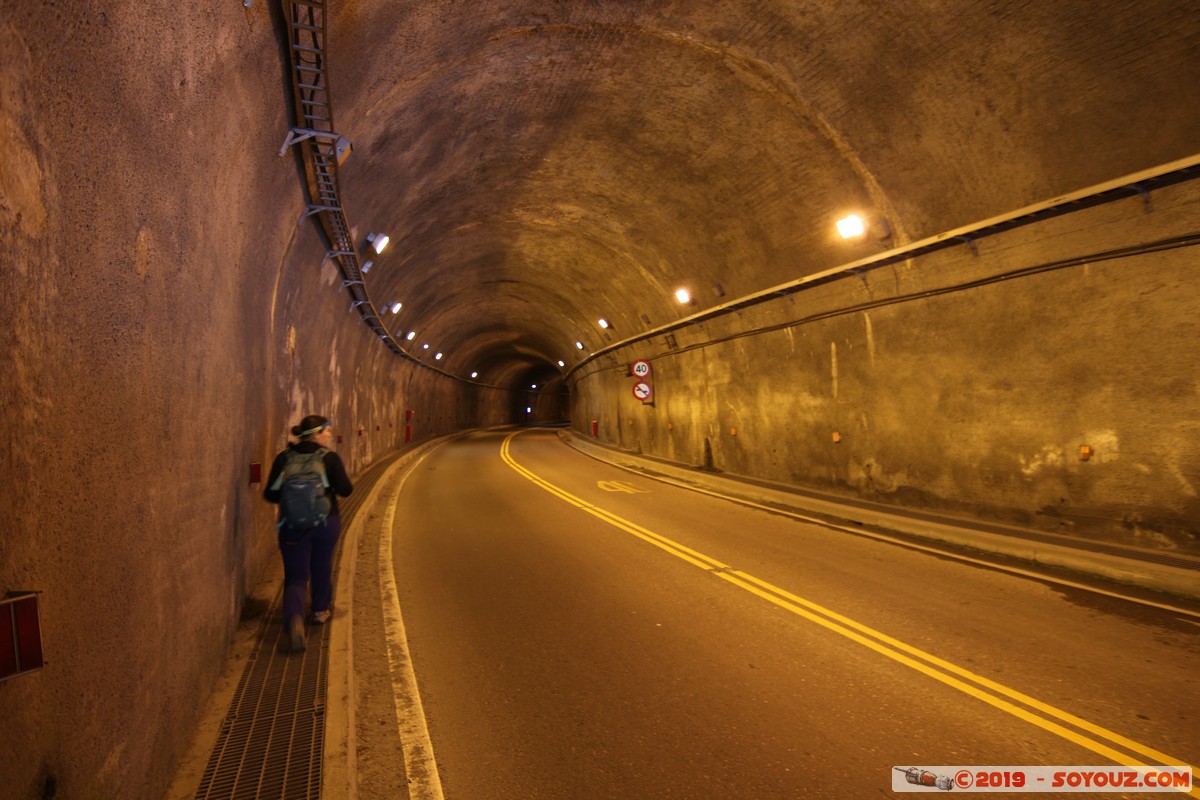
[263,441,354,516]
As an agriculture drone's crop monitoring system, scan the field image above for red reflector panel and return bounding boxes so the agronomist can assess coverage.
[0,609,16,680]
[14,596,43,671]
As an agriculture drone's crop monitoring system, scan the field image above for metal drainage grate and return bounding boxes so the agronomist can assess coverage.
[191,447,406,799]
[194,588,329,800]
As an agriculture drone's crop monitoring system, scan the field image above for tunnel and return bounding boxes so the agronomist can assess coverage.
[2,2,1199,798]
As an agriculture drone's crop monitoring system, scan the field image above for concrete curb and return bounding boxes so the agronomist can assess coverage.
[323,439,446,800]
[559,431,1200,604]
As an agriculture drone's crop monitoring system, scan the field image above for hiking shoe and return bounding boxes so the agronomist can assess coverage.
[288,616,306,653]
[310,610,332,625]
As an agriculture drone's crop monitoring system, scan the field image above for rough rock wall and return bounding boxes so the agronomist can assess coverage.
[573,179,1200,552]
[0,5,485,799]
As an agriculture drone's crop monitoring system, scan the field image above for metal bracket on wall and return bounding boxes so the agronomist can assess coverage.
[1127,182,1153,212]
[278,126,343,157]
[300,204,343,224]
[955,234,979,256]
[321,249,356,268]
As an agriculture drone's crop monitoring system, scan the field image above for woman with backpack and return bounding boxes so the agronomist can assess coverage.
[264,414,354,653]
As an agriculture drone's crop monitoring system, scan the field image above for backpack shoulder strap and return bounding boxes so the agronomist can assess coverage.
[314,447,331,487]
[268,450,296,491]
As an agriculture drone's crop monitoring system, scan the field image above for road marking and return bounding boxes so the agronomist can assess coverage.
[597,454,1200,621]
[379,450,446,800]
[500,430,1199,794]
[597,480,649,493]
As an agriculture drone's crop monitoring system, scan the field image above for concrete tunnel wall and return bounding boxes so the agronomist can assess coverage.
[1,2,1198,799]
[0,6,508,799]
[571,178,1200,549]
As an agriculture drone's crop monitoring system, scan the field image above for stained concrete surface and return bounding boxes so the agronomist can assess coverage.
[1,1,1197,798]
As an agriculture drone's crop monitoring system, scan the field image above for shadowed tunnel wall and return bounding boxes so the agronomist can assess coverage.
[1,2,1197,799]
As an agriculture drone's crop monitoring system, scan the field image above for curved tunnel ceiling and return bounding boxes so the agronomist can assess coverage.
[323,3,1200,385]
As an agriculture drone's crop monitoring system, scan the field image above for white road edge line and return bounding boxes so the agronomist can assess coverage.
[379,449,446,800]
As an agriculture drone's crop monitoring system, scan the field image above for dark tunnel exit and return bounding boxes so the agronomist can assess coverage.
[513,364,571,425]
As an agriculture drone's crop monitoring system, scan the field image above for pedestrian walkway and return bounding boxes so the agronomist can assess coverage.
[166,445,425,800]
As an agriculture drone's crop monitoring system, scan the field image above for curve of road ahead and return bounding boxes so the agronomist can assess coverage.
[384,428,1199,799]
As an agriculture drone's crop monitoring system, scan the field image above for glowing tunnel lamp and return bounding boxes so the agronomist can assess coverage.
[557,360,565,367]
[406,331,416,341]
[435,352,443,360]
[598,318,610,329]
[366,232,390,254]
[836,214,865,238]
[390,302,402,314]
[575,341,585,350]
[470,371,478,379]
[674,288,691,304]
[531,384,538,389]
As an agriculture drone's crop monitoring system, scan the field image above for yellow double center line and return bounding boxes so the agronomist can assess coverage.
[500,432,1198,794]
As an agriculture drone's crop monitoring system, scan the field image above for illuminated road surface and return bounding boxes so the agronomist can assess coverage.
[382,429,1199,799]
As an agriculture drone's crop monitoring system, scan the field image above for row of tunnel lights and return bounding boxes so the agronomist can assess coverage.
[361,214,881,380]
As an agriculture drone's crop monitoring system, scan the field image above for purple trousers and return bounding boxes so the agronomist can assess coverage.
[278,514,341,625]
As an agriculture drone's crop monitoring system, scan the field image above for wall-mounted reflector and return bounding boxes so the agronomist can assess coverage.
[836,214,865,238]
[366,232,390,254]
[674,288,690,304]
[1,592,44,683]
[361,260,374,273]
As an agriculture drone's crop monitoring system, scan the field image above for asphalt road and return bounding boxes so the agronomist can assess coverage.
[385,429,1199,799]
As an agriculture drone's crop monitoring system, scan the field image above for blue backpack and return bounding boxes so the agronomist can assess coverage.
[272,447,331,530]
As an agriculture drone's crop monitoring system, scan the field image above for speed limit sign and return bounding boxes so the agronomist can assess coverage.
[632,359,652,378]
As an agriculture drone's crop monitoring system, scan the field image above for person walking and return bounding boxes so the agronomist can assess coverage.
[264,415,353,652]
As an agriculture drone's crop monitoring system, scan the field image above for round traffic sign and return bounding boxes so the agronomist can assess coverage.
[632,359,652,378]
[632,381,653,401]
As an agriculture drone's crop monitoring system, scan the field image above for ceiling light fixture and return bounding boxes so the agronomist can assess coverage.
[575,341,584,350]
[836,214,865,238]
[406,331,416,341]
[837,213,892,241]
[470,371,478,379]
[365,232,390,255]
[674,288,690,304]
[390,302,402,314]
[557,360,565,367]
[598,318,610,329]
